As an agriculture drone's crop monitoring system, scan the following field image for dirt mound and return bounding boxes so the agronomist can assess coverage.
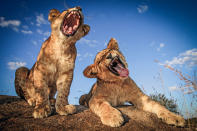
[0,95,191,131]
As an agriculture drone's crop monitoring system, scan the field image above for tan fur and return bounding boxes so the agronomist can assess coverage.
[79,38,185,127]
[15,7,90,118]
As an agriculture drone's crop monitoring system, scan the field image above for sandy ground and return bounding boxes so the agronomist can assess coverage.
[0,95,192,131]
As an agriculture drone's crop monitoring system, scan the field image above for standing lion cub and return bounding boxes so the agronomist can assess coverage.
[79,38,185,127]
[15,7,90,118]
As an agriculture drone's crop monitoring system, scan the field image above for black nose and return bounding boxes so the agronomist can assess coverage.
[76,6,82,11]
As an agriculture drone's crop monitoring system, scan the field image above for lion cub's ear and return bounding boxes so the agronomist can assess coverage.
[83,64,98,78]
[48,9,60,22]
[107,38,119,50]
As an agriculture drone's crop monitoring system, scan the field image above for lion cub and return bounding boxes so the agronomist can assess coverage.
[15,7,90,118]
[79,38,185,127]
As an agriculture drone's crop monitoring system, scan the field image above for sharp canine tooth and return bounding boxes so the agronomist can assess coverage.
[67,14,71,18]
[68,27,72,33]
[73,25,78,30]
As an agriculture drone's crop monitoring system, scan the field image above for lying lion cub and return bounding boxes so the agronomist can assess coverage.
[15,7,90,118]
[79,38,185,127]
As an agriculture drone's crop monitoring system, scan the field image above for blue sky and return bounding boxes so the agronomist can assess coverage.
[0,0,196,118]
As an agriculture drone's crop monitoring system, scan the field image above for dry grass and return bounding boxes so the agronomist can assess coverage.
[154,60,197,129]
[155,60,197,93]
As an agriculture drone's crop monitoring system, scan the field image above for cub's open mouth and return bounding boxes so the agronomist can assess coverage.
[108,56,129,77]
[61,10,82,36]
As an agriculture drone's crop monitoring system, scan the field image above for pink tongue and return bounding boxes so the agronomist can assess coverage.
[114,63,129,77]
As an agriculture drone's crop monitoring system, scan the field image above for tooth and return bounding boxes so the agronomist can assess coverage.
[65,25,68,30]
[69,27,72,31]
[73,25,78,30]
[67,14,71,18]
[68,27,72,33]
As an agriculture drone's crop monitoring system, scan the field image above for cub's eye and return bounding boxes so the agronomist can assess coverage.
[52,13,58,18]
[106,53,112,59]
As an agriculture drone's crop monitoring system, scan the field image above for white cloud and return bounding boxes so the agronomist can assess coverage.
[184,89,195,94]
[77,53,81,57]
[36,14,48,26]
[84,52,93,58]
[0,17,21,32]
[32,40,38,45]
[77,53,83,61]
[76,52,93,61]
[0,17,21,27]
[21,30,32,34]
[43,31,50,36]
[168,86,180,91]
[157,43,165,51]
[78,38,99,47]
[22,25,29,30]
[43,37,47,41]
[165,48,197,67]
[37,29,50,36]
[160,43,165,48]
[137,5,149,14]
[180,48,197,56]
[8,61,27,70]
[12,27,19,32]
[168,86,195,94]
[150,41,165,52]
[37,29,42,34]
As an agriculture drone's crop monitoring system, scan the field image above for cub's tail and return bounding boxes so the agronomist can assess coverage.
[79,94,89,107]
[14,67,29,99]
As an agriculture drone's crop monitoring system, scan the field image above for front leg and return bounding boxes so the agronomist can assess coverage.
[89,98,124,127]
[136,94,185,127]
[28,71,51,118]
[56,73,76,115]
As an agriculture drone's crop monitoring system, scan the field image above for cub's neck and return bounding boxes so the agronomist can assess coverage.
[50,34,77,47]
[97,78,126,87]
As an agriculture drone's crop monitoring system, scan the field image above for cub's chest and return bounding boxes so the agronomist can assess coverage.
[52,45,77,68]
[99,85,127,106]
[52,43,76,58]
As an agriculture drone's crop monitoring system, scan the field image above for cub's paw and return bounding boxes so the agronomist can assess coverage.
[159,112,185,127]
[82,24,90,36]
[33,104,51,118]
[27,98,36,106]
[100,108,124,127]
[56,104,76,116]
